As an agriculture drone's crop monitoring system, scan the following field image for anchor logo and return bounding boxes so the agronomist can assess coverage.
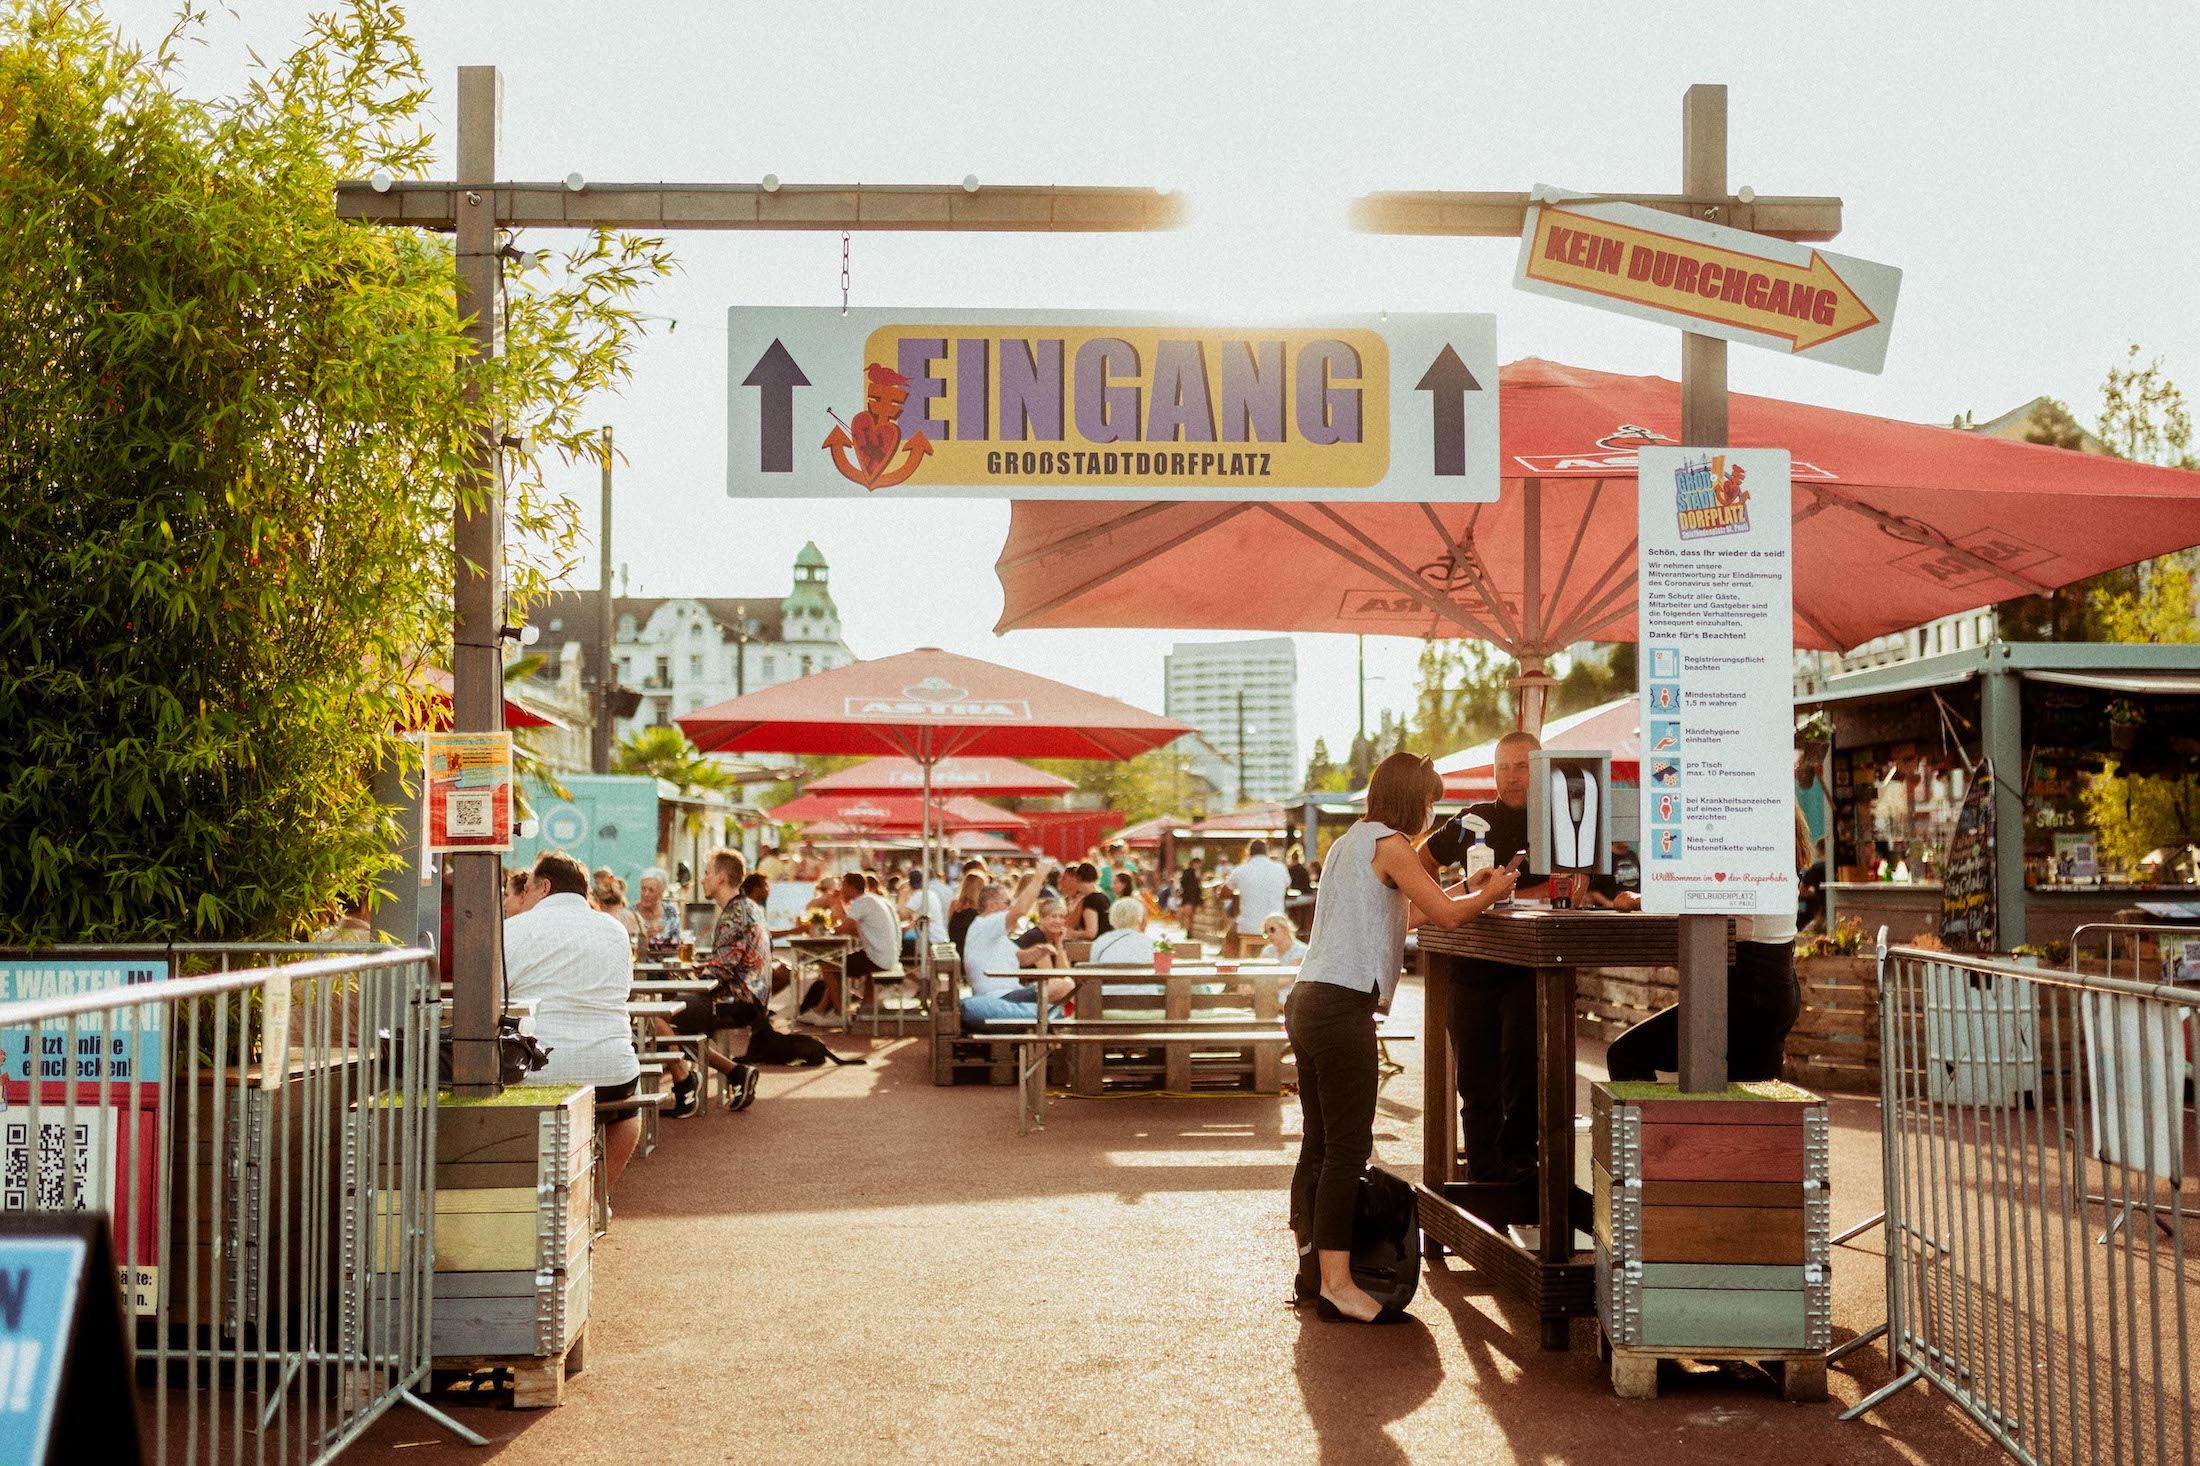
[824,363,935,491]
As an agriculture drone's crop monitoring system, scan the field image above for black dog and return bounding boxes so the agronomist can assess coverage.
[743,1013,866,1067]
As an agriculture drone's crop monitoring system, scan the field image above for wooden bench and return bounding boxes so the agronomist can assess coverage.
[1003,1023,1290,1132]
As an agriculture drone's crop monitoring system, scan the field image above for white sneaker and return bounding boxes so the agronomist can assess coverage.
[796,1009,838,1027]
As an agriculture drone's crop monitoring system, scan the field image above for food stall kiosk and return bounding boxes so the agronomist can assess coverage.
[1796,640,2200,949]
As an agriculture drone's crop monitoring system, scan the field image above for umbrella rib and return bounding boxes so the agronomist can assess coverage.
[1543,535,1638,647]
[1795,603,1846,652]
[1806,483,2058,595]
[1548,567,1640,648]
[1283,503,1511,647]
[996,502,1257,630]
[1541,479,1605,639]
[994,501,1210,572]
[1414,500,1525,648]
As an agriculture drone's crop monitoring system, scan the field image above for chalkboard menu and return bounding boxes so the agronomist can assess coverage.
[1939,769,1997,953]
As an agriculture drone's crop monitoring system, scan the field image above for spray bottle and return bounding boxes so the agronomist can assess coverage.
[1455,813,1494,883]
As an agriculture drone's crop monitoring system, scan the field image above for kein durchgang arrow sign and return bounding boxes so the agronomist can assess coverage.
[726,309,1498,501]
[1513,186,1900,374]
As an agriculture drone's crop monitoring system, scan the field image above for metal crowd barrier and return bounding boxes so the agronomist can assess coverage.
[1852,926,2197,1465]
[0,943,481,1463]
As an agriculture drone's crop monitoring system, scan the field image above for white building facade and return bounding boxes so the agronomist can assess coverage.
[529,540,853,739]
[1164,638,1299,807]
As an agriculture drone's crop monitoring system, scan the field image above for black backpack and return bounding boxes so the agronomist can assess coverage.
[1296,1164,1422,1310]
[1348,1166,1422,1310]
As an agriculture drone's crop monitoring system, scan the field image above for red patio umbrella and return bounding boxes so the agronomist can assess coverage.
[681,648,1189,990]
[996,357,2200,725]
[802,756,1076,798]
[765,791,1029,833]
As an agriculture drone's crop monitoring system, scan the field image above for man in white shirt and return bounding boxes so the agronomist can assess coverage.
[808,870,901,1023]
[504,852,644,1185]
[1225,840,1291,959]
[959,869,1074,1027]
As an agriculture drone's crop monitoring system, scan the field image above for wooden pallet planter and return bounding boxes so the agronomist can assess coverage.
[433,1323,589,1409]
[1592,1080,1830,1402]
[402,1084,595,1394]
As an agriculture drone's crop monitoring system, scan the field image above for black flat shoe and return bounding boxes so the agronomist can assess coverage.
[1289,1273,1319,1306]
[1313,1297,1410,1325]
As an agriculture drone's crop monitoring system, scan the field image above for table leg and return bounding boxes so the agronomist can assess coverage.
[1421,951,1456,1191]
[1164,975,1192,1091]
[1072,976,1104,1096]
[1251,976,1281,1091]
[1536,963,1577,1351]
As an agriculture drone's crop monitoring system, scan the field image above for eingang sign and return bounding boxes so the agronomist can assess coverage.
[728,308,1498,501]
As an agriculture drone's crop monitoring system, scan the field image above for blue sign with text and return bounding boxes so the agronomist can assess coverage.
[0,1235,85,1466]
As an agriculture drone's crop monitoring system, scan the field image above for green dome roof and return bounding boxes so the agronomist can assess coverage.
[794,540,827,569]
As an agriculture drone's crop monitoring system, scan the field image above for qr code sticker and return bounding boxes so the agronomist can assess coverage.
[447,791,492,837]
[2,1115,106,1211]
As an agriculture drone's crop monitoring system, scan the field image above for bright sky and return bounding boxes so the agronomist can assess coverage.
[117,0,2200,772]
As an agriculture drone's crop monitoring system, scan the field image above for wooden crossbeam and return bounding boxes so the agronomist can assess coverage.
[334,181,1190,233]
[1349,190,1841,241]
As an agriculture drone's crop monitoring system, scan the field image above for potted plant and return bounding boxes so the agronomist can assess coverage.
[2107,698,2145,753]
[1794,710,1835,761]
[1153,935,1175,975]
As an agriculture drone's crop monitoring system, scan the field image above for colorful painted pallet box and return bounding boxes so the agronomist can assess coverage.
[1592,1080,1831,1352]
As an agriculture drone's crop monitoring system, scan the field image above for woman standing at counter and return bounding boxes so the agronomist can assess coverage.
[1288,751,1518,1324]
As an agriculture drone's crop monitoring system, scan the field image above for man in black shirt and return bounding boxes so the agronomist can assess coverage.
[1420,731,1545,1183]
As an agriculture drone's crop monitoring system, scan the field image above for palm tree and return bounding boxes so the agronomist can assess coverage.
[614,726,738,859]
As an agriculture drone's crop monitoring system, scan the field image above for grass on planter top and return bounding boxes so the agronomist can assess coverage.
[436,1084,593,1108]
[1603,1078,1819,1104]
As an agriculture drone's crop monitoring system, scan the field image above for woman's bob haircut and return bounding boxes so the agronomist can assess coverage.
[1365,750,1444,837]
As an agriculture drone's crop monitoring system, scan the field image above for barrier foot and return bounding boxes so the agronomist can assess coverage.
[1831,1211,1884,1247]
[1838,1366,1922,1422]
[1827,1321,1887,1365]
[400,1388,491,1446]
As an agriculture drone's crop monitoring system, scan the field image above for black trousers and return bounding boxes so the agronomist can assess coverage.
[1286,979,1380,1253]
[1605,940,1802,1083]
[1447,962,1538,1181]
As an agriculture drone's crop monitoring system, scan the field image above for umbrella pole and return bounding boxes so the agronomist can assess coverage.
[920,737,935,1029]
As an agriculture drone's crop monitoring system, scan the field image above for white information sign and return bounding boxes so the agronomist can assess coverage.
[726,308,1499,501]
[1636,447,1797,917]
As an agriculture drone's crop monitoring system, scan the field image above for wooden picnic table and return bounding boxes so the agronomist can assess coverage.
[983,964,1294,1093]
[1416,905,1730,1351]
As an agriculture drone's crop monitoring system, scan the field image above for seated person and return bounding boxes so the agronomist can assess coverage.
[739,870,775,1005]
[659,847,763,1114]
[1261,912,1309,965]
[948,870,986,955]
[803,870,901,1023]
[1085,897,1156,966]
[1015,896,1073,971]
[632,867,682,953]
[1061,862,1112,944]
[960,870,1076,1028]
[503,852,645,1185]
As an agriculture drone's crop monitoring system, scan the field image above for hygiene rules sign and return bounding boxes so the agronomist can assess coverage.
[1636,447,1796,916]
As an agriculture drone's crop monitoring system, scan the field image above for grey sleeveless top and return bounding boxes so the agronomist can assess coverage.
[1295,820,1411,1005]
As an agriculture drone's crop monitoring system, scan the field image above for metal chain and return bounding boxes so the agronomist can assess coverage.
[839,230,851,316]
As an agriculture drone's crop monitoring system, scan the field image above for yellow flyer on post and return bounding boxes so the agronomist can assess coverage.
[425,731,514,853]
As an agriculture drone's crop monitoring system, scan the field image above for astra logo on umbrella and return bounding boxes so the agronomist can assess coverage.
[843,676,1033,720]
[1516,423,1836,481]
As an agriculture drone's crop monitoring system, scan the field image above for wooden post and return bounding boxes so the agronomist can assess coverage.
[1675,82,1729,1094]
[592,426,614,776]
[449,65,506,1096]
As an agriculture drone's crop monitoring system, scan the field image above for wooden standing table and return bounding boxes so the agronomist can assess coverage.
[1417,907,1729,1350]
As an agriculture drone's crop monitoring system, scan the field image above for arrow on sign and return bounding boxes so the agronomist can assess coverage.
[741,339,810,473]
[1414,345,1482,477]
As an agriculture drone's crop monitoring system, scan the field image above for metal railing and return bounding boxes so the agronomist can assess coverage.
[1850,927,2197,1465]
[0,943,482,1463]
